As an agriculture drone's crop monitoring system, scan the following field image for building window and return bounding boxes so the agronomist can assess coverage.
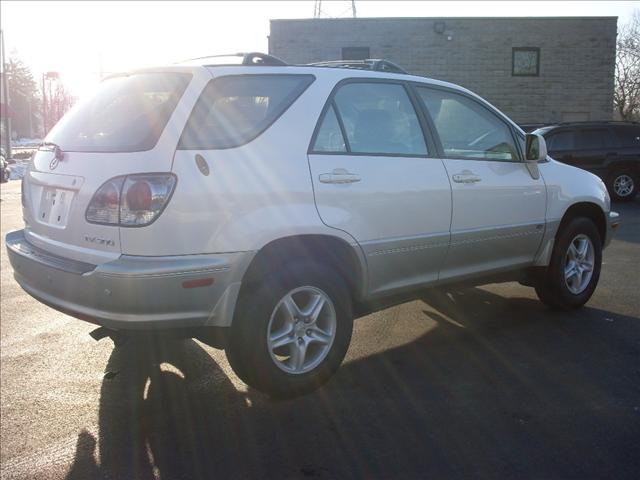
[512,47,540,77]
[342,47,370,60]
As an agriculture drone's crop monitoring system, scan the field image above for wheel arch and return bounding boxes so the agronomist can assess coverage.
[531,200,606,272]
[239,234,367,304]
[558,201,607,245]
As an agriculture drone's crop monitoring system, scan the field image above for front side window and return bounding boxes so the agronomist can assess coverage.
[330,82,427,156]
[47,73,191,152]
[417,87,519,161]
[179,74,314,149]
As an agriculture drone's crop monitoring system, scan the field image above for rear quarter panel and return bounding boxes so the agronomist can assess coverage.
[120,68,360,256]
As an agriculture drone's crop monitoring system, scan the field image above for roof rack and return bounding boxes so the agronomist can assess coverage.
[176,52,288,66]
[177,52,411,74]
[240,52,288,66]
[308,59,409,74]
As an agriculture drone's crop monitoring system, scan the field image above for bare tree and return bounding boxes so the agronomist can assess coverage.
[615,10,640,121]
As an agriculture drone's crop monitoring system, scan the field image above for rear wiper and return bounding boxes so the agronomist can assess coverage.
[40,142,65,161]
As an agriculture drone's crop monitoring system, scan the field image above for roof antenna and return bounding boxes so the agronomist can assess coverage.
[314,0,356,18]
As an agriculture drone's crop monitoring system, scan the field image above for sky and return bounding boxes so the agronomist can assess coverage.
[1,1,638,98]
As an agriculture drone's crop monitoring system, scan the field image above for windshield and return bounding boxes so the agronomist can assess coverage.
[46,72,191,152]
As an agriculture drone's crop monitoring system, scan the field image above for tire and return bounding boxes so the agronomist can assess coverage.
[606,168,638,202]
[535,217,602,310]
[225,261,353,398]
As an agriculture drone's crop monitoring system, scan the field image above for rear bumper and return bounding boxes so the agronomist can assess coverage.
[6,229,254,330]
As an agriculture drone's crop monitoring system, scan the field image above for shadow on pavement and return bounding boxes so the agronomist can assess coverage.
[65,287,640,479]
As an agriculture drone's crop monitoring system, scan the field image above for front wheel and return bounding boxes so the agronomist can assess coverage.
[225,262,353,398]
[535,217,602,309]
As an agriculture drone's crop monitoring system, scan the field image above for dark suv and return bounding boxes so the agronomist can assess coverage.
[534,121,640,202]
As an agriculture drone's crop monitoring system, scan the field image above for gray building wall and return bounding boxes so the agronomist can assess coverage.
[269,17,617,124]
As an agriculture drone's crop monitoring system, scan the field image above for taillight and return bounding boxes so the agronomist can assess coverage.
[86,174,176,227]
[86,177,124,224]
[120,174,176,226]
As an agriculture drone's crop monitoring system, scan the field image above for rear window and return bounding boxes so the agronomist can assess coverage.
[47,73,191,152]
[178,74,314,150]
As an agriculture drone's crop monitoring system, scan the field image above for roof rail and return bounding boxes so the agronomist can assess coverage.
[175,53,244,64]
[241,52,288,66]
[176,52,288,66]
[308,59,409,74]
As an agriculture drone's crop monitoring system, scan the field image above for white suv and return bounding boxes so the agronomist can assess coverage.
[6,53,619,397]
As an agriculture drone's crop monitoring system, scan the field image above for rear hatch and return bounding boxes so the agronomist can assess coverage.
[22,70,197,265]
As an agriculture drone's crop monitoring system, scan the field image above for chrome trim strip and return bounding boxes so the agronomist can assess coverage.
[28,171,84,190]
[368,241,450,257]
[97,266,231,279]
[450,228,542,247]
[361,231,450,257]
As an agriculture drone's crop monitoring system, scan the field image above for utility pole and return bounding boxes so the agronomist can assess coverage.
[27,98,32,138]
[42,73,47,136]
[1,29,12,158]
[41,71,59,136]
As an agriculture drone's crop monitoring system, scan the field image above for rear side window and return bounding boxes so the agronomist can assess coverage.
[47,73,191,152]
[417,87,519,161]
[547,131,575,151]
[575,129,612,150]
[178,74,314,149]
[317,82,428,156]
[615,126,640,148]
[312,105,347,152]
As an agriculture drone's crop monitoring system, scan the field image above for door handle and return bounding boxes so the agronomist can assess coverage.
[452,172,482,184]
[319,169,361,184]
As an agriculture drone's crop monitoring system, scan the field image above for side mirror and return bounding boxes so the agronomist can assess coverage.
[525,133,547,162]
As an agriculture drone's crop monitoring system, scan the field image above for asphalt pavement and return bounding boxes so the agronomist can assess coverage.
[1,179,639,479]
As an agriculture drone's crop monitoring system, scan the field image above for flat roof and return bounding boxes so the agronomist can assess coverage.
[271,16,617,22]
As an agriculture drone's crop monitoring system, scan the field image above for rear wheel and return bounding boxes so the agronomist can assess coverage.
[535,217,602,310]
[606,168,638,202]
[225,261,353,398]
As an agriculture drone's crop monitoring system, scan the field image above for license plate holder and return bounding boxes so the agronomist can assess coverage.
[39,187,75,227]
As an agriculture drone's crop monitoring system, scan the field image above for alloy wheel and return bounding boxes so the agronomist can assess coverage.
[266,286,337,374]
[564,234,595,294]
[613,174,634,197]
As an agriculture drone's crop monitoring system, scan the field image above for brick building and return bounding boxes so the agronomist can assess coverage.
[268,17,617,124]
